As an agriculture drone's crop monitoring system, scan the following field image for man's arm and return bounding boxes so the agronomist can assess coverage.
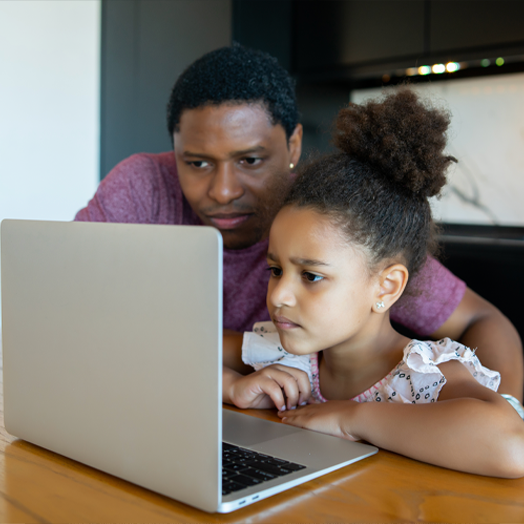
[393,257,524,402]
[431,287,523,401]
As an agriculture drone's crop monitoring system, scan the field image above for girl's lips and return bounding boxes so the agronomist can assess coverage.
[207,214,251,230]
[273,315,300,330]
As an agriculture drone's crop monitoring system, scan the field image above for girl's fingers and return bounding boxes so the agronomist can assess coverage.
[279,407,330,436]
[282,379,301,410]
[278,408,308,427]
[278,402,360,441]
[255,377,287,411]
[269,366,311,408]
[238,365,312,411]
[264,370,300,410]
[295,370,312,405]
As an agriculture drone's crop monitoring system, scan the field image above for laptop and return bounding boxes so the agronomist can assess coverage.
[1,219,377,513]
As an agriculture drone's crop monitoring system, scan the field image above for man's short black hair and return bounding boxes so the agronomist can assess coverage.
[167,44,299,141]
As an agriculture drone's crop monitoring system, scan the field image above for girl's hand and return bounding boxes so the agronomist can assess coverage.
[278,400,361,441]
[228,365,311,411]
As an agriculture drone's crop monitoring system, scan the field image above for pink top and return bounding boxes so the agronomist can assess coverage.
[242,323,500,405]
[308,338,500,404]
[75,152,466,334]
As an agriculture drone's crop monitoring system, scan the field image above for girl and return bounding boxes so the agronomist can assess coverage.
[223,88,524,478]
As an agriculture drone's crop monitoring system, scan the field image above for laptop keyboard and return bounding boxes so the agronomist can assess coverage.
[222,442,306,496]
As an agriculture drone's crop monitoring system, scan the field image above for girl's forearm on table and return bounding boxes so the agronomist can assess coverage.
[351,397,524,478]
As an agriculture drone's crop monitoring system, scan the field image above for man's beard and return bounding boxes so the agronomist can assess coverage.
[225,170,294,250]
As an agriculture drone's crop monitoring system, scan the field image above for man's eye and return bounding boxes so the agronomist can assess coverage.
[188,160,210,168]
[267,266,282,277]
[240,157,262,166]
[303,272,323,283]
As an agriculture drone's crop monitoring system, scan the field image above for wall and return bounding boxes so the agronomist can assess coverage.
[352,73,524,227]
[100,0,232,178]
[0,0,101,222]
[0,0,101,337]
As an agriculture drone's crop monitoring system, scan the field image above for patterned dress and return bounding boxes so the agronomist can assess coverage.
[242,321,501,405]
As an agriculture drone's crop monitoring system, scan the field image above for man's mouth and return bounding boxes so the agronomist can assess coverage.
[272,315,300,330]
[206,213,252,230]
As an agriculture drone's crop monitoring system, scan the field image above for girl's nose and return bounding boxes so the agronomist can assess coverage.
[268,276,296,309]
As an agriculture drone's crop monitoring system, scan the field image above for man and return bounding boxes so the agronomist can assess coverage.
[76,45,523,401]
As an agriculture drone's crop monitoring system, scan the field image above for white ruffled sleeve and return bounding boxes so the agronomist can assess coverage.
[382,338,501,404]
[241,321,313,384]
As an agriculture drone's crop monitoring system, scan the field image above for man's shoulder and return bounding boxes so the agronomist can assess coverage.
[75,151,182,224]
[102,151,179,195]
[113,151,177,178]
[391,256,466,336]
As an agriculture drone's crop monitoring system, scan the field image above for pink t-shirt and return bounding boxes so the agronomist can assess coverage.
[75,152,466,334]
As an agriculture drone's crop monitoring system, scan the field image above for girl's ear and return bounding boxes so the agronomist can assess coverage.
[372,263,409,313]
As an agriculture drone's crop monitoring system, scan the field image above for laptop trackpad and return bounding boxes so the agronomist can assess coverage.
[223,408,301,447]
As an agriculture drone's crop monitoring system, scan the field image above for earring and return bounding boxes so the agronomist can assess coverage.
[376,301,385,309]
[289,163,295,170]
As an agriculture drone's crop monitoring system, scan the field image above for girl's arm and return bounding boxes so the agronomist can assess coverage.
[279,361,524,478]
[223,330,252,375]
[222,329,312,410]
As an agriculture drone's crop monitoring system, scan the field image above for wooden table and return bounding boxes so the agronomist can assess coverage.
[1,378,524,524]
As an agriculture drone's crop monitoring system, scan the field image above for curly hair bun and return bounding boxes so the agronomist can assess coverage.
[334,87,456,198]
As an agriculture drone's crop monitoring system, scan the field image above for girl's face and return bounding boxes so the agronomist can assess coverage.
[266,206,380,356]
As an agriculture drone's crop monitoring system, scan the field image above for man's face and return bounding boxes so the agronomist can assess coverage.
[174,103,302,249]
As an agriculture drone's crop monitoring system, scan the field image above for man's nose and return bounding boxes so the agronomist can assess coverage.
[208,163,244,204]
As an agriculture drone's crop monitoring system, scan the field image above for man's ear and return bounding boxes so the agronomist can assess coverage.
[288,123,303,169]
[372,263,409,314]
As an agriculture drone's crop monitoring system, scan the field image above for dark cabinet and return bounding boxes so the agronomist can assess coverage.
[430,0,524,55]
[295,0,425,71]
[291,0,524,76]
[439,234,524,344]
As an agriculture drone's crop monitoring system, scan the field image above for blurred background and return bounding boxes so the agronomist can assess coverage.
[1,0,523,338]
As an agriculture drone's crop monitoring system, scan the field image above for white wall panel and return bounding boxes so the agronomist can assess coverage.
[352,73,524,227]
[0,0,100,222]
[0,0,100,335]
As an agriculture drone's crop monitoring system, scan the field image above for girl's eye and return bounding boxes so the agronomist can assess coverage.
[267,266,282,277]
[240,157,262,166]
[188,160,210,168]
[303,272,324,283]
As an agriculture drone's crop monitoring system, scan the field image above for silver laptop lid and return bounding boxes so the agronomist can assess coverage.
[1,219,223,512]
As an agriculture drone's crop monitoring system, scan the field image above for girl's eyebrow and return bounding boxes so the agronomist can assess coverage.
[292,257,331,267]
[267,252,330,267]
